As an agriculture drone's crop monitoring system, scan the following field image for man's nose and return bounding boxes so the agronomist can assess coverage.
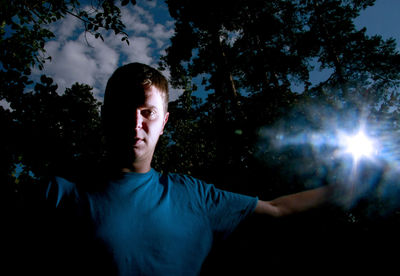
[134,110,143,129]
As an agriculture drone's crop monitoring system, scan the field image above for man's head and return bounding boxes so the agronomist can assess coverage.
[103,63,169,115]
[102,63,170,172]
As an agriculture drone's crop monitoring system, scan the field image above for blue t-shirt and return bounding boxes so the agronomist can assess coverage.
[45,169,258,275]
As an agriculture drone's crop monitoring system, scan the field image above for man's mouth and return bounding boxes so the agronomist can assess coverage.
[133,137,144,146]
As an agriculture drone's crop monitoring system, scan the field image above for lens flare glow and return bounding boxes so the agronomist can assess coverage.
[257,104,400,215]
[339,130,376,162]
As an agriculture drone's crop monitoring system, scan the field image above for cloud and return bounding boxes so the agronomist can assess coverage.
[122,36,153,65]
[151,23,175,49]
[38,39,102,98]
[121,5,152,33]
[143,0,158,9]
[157,68,183,101]
[33,2,178,101]
[0,99,12,111]
[169,87,184,102]
[47,13,81,41]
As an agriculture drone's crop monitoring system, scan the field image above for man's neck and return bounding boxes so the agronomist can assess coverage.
[121,162,151,174]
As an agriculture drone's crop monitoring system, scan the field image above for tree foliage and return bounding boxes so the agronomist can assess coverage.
[160,0,400,185]
[0,0,138,178]
[0,0,135,106]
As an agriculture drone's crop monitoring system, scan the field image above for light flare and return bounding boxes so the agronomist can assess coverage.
[257,105,400,215]
[339,130,376,163]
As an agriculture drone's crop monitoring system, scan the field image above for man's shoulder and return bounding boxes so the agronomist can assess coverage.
[161,171,207,187]
[45,176,79,207]
[158,171,218,200]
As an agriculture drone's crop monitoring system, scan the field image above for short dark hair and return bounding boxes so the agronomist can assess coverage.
[102,63,169,122]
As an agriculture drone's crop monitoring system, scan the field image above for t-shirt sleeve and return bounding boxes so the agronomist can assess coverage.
[45,176,79,208]
[182,176,258,238]
[204,184,258,237]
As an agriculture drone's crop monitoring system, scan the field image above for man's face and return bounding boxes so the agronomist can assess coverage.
[131,86,169,166]
[107,85,169,171]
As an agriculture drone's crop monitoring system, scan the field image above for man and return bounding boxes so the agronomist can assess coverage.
[42,63,332,275]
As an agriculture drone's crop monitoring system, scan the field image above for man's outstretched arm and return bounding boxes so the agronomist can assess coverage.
[254,186,334,217]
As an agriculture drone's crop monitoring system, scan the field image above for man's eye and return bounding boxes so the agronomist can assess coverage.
[142,110,157,118]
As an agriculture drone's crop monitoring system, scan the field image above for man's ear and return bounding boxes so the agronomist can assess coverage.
[160,112,169,135]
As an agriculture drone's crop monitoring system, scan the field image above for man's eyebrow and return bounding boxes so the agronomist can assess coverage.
[139,104,158,110]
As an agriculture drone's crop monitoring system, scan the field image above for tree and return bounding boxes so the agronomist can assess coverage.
[161,0,400,182]
[7,75,102,184]
[0,0,138,196]
[0,0,135,107]
[300,0,400,107]
[161,0,261,184]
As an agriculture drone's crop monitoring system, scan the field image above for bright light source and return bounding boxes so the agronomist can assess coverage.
[340,130,376,162]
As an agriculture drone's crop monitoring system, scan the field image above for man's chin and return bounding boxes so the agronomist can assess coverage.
[132,146,149,160]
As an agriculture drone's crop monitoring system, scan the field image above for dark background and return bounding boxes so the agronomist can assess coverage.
[2,0,400,274]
